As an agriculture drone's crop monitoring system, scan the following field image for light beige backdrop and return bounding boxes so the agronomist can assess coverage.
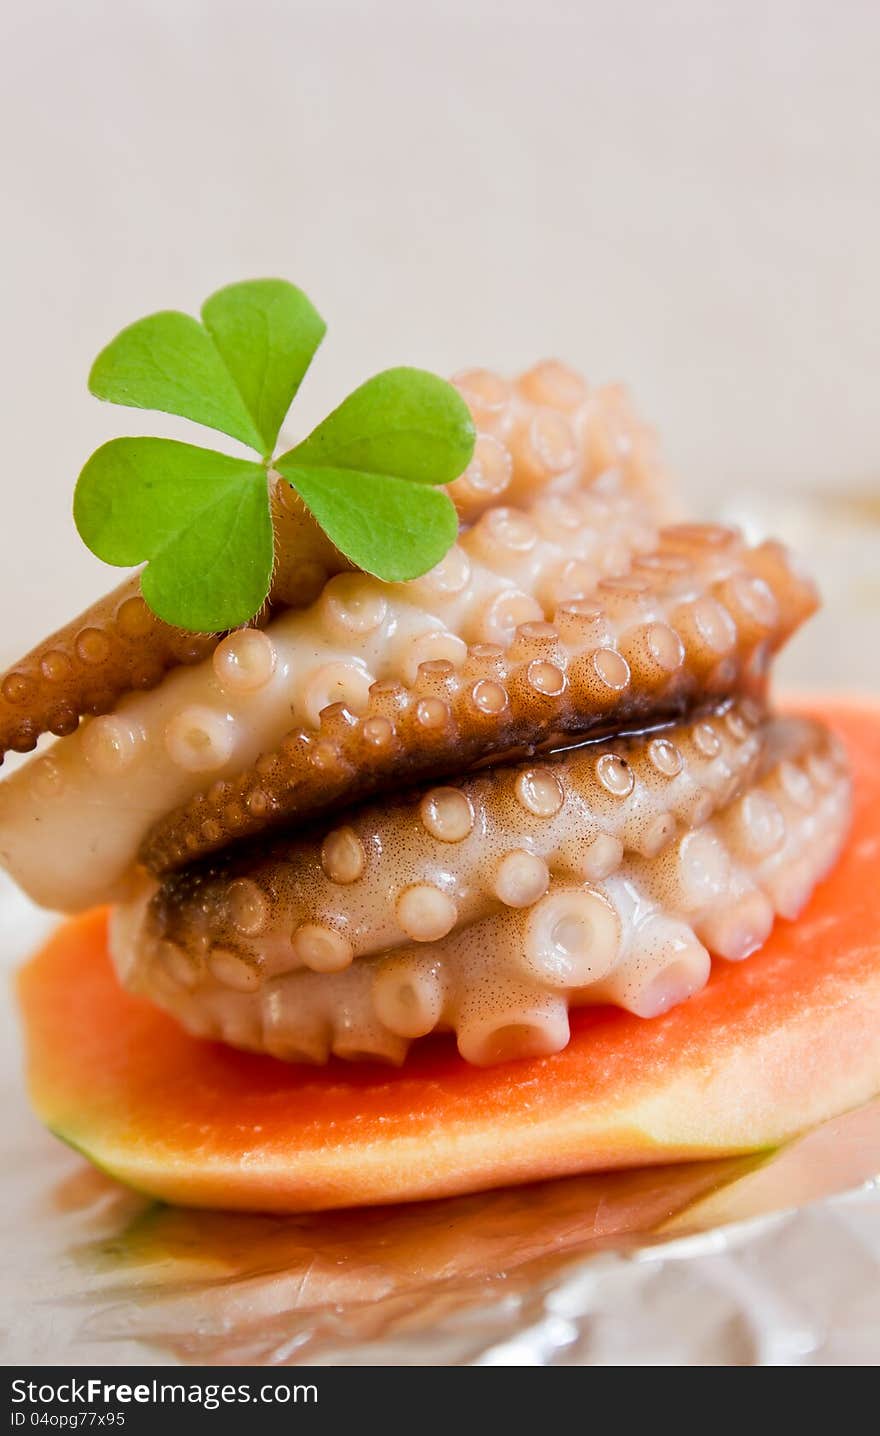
[1,0,878,679]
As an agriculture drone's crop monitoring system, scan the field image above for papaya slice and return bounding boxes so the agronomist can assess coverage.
[17,698,880,1214]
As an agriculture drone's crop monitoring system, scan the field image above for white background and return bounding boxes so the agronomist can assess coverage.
[1,0,878,653]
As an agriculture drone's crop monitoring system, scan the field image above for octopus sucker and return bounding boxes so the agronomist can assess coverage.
[0,357,854,1072]
[110,714,850,1067]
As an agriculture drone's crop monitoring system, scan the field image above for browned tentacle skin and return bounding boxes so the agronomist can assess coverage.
[147,696,765,974]
[0,577,218,761]
[141,532,817,873]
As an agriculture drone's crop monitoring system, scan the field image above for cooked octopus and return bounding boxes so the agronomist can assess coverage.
[141,529,813,876]
[114,715,850,1066]
[0,362,850,1067]
[0,523,812,911]
[142,698,766,975]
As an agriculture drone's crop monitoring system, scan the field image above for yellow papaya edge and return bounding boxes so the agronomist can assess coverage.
[16,697,880,1213]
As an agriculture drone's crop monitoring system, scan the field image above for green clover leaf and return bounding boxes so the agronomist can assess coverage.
[74,281,476,632]
[282,368,476,484]
[200,280,327,454]
[89,279,325,455]
[74,439,272,631]
[276,467,458,582]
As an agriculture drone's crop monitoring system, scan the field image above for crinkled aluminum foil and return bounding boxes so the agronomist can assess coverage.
[1,488,878,1366]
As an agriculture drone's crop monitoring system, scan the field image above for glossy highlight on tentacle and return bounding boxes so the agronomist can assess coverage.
[111,714,850,1066]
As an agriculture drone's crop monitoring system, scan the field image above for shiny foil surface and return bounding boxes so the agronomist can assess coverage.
[2,490,879,1366]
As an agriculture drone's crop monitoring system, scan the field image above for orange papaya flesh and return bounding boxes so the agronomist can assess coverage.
[16,697,880,1214]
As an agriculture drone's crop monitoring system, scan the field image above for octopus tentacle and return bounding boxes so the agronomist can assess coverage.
[111,715,850,1066]
[450,368,672,519]
[0,577,218,760]
[147,698,764,973]
[0,367,671,764]
[0,488,328,765]
[0,485,662,911]
[142,532,816,874]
